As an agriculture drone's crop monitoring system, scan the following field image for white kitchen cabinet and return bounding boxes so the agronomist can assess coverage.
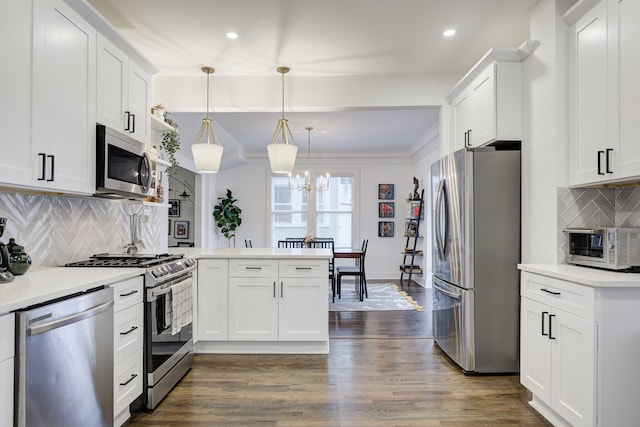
[449,61,522,151]
[109,276,144,427]
[0,313,15,427]
[31,0,96,195]
[97,34,151,144]
[196,259,229,341]
[569,0,640,186]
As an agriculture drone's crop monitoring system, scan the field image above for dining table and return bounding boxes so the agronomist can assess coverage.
[333,248,362,259]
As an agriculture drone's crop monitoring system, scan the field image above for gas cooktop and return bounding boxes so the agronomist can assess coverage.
[65,253,185,268]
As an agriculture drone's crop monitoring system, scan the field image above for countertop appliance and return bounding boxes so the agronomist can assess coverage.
[66,253,196,409]
[0,217,14,283]
[564,227,640,271]
[15,287,114,426]
[431,146,521,373]
[95,123,157,199]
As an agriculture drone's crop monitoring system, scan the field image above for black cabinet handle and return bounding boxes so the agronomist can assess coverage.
[606,148,613,173]
[131,113,136,133]
[541,288,561,296]
[541,311,549,336]
[273,281,276,298]
[281,281,284,298]
[124,111,131,131]
[119,325,138,336]
[548,314,556,340]
[47,155,55,181]
[597,150,604,175]
[38,153,46,181]
[119,290,138,297]
[119,373,137,387]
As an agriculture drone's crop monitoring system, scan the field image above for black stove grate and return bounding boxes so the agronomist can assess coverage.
[65,253,184,268]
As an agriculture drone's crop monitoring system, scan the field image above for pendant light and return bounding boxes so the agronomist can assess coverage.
[288,127,329,192]
[191,66,223,173]
[267,66,298,173]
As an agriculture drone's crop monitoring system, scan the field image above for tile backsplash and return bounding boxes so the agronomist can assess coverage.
[0,191,164,270]
[557,186,640,263]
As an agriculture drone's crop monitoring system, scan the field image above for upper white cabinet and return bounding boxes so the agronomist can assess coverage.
[449,60,523,152]
[569,0,640,186]
[97,34,151,145]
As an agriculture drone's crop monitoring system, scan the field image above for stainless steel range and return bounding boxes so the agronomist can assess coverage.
[66,253,196,409]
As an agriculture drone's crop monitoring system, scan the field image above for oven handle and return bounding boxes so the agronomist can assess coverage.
[149,274,193,300]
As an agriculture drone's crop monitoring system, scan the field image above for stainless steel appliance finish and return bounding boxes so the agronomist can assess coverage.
[15,287,114,427]
[564,227,640,270]
[95,123,157,199]
[431,146,521,373]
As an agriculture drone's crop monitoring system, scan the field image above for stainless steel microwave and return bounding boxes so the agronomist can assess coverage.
[565,227,640,270]
[95,124,157,199]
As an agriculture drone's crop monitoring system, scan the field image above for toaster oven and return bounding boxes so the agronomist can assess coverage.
[565,227,640,271]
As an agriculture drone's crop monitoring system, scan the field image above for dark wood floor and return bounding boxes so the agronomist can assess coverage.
[127,279,550,426]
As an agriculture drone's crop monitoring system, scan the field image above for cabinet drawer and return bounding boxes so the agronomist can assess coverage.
[114,349,143,416]
[279,259,328,278]
[229,259,278,277]
[114,303,143,362]
[521,272,595,320]
[111,276,144,312]
[0,313,14,361]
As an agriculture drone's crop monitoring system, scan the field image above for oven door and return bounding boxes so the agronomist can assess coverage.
[145,274,193,408]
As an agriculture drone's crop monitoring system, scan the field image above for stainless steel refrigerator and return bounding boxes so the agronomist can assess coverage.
[431,146,520,373]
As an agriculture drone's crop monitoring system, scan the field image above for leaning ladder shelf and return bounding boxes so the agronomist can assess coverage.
[400,188,424,286]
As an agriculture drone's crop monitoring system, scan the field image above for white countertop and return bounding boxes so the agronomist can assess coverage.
[518,263,640,287]
[0,248,332,315]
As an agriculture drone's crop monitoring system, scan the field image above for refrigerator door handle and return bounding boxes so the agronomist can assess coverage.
[435,179,448,260]
[433,280,461,299]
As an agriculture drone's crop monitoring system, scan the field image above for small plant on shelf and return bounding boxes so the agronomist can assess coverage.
[160,112,180,175]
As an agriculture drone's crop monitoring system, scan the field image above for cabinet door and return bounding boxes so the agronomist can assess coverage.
[520,297,552,403]
[0,357,13,427]
[610,0,640,179]
[451,89,472,152]
[128,61,150,144]
[469,63,496,147]
[279,277,328,341]
[570,1,610,186]
[32,0,96,194]
[97,34,128,132]
[197,259,229,341]
[228,277,278,341]
[550,309,596,427]
[0,0,33,186]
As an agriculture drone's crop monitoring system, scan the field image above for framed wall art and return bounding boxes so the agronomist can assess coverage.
[378,202,394,218]
[378,221,394,237]
[174,220,189,239]
[378,184,394,200]
[168,199,181,217]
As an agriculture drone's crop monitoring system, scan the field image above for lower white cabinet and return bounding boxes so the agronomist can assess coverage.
[196,259,229,341]
[520,269,640,426]
[0,313,15,427]
[109,276,144,427]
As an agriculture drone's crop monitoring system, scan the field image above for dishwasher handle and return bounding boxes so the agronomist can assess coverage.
[27,299,114,336]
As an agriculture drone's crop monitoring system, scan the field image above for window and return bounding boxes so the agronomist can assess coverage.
[271,174,353,248]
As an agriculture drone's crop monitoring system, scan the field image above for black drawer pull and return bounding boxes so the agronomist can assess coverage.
[245,266,262,270]
[295,267,312,270]
[119,373,137,387]
[119,326,138,336]
[541,288,561,296]
[119,290,138,297]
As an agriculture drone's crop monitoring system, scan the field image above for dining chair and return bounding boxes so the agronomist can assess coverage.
[306,239,335,300]
[336,239,368,301]
[277,240,304,248]
[244,238,252,248]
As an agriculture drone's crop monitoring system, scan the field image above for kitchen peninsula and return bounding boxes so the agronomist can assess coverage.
[172,247,332,354]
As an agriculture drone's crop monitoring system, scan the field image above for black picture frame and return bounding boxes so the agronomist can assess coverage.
[168,199,181,217]
[174,220,189,239]
[378,202,394,218]
[378,221,394,237]
[378,184,394,200]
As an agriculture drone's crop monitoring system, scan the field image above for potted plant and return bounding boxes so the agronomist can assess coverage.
[151,103,165,120]
[213,189,242,247]
[161,112,180,175]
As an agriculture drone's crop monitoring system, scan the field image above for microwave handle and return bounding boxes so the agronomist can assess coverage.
[140,152,152,193]
[563,228,603,234]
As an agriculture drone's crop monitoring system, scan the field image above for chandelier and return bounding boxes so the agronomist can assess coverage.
[191,66,223,173]
[288,127,329,192]
[267,66,298,173]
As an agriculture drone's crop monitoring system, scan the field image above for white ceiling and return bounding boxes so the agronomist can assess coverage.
[88,0,539,155]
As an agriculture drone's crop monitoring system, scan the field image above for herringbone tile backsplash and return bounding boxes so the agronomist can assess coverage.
[0,191,163,270]
[557,186,640,263]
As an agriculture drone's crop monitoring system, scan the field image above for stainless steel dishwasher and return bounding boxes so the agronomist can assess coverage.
[15,287,114,427]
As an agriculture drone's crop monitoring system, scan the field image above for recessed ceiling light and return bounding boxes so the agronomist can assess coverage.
[443,29,456,37]
[226,32,238,39]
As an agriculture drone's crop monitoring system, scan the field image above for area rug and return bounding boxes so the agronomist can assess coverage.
[329,282,423,312]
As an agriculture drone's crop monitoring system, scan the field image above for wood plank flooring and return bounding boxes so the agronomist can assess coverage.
[126,280,550,426]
